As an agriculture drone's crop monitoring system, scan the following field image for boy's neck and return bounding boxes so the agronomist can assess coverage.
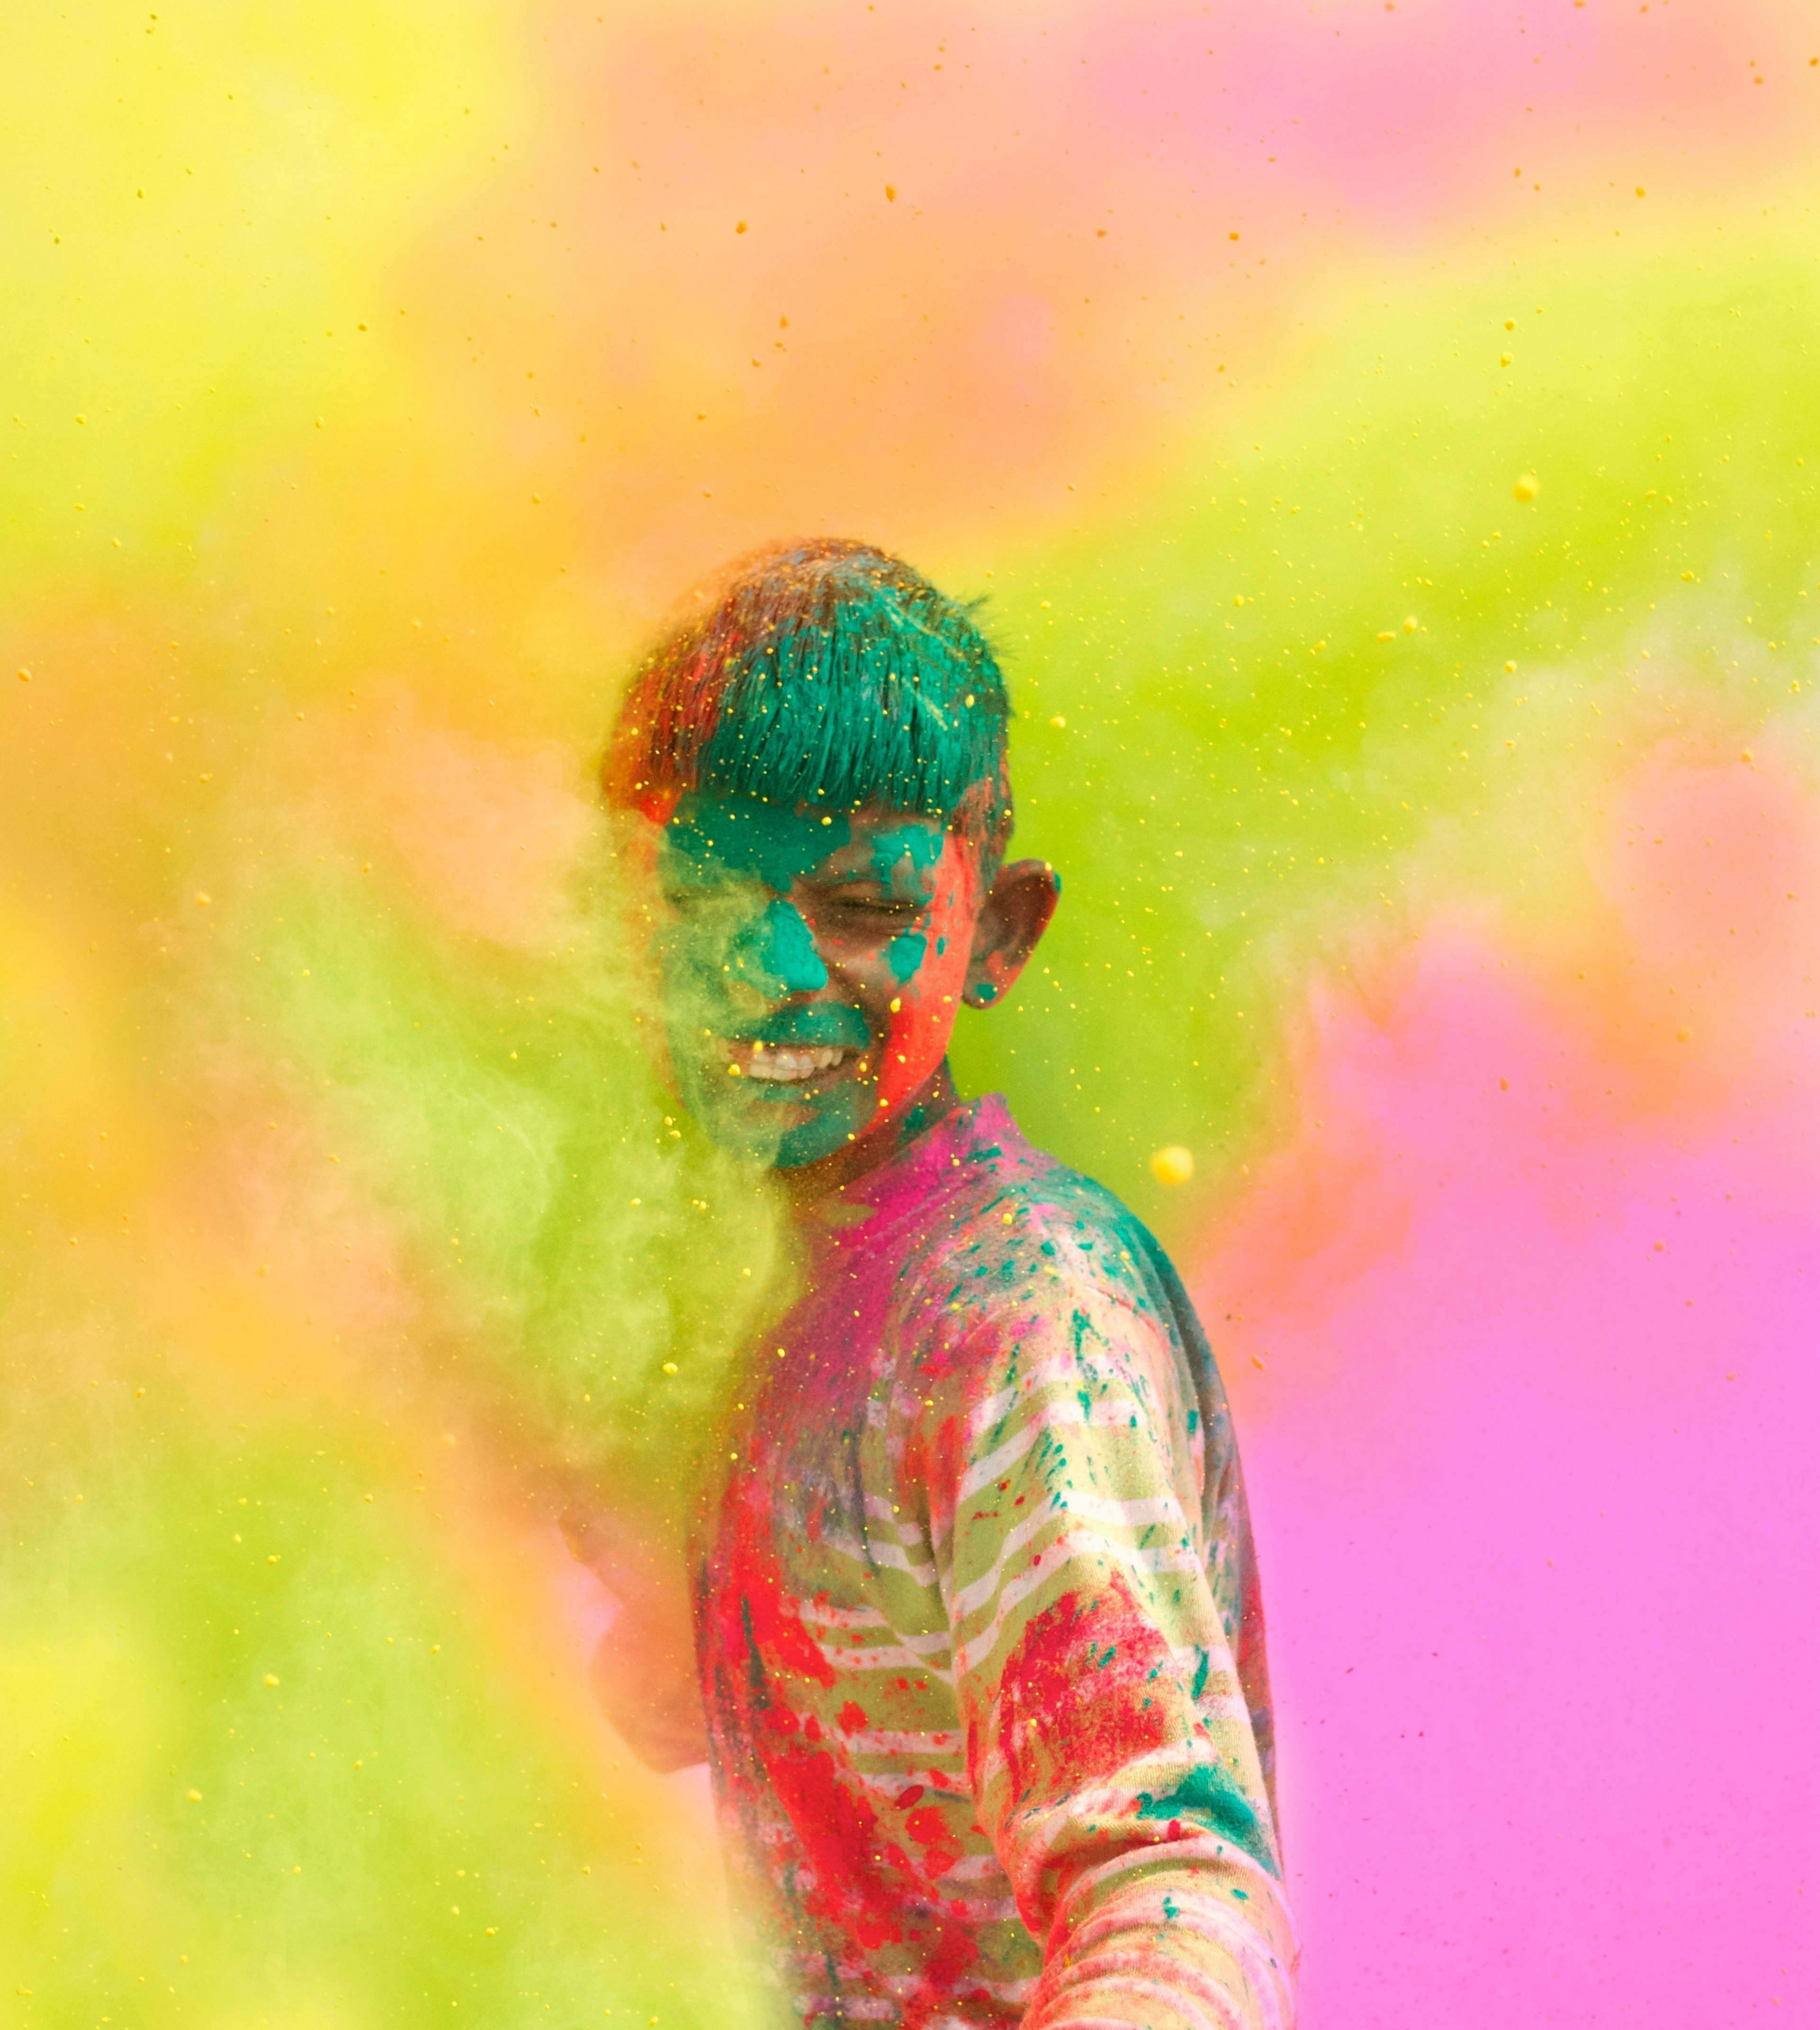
[778,1059,963,1211]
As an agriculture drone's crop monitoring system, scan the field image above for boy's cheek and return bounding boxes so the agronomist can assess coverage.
[653,928,716,1026]
[872,937,969,1116]
[870,839,981,1115]
[655,905,759,1012]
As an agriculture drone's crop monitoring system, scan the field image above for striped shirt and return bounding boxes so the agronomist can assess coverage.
[697,1096,1296,2030]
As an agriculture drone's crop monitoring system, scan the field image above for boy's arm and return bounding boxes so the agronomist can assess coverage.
[920,1277,1297,2030]
[561,1505,709,1772]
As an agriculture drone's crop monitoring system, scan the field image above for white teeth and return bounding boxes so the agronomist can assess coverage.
[743,1044,849,1083]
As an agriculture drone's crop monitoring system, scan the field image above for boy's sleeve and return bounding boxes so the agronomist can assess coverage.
[919,1266,1298,2030]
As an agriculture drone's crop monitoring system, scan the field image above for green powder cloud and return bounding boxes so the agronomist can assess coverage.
[952,234,1820,1232]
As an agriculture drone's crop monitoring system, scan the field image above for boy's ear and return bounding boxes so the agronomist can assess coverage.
[963,859,1059,1008]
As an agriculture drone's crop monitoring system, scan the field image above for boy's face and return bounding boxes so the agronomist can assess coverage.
[652,791,1050,1171]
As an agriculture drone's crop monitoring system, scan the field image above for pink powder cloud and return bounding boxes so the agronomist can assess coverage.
[1193,742,1820,2021]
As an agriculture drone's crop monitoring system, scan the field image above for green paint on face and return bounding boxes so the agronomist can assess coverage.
[884,931,927,982]
[868,819,947,898]
[655,795,843,1072]
[730,898,829,997]
[655,793,917,1171]
[660,792,851,893]
[773,1080,870,1169]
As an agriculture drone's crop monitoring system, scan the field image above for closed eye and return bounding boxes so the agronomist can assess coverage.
[813,891,921,922]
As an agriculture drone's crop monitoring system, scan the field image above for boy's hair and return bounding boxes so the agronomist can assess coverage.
[603,539,1012,857]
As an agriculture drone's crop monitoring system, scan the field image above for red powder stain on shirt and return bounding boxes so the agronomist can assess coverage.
[899,1921,992,2030]
[904,1802,965,1879]
[764,1741,905,1949]
[711,1498,838,1691]
[898,1408,967,1545]
[995,1571,1175,1798]
[729,1589,995,1993]
[762,1745,988,2010]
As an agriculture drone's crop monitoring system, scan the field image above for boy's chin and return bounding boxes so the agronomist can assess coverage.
[678,1069,866,1171]
[772,1106,864,1170]
[772,1082,946,1174]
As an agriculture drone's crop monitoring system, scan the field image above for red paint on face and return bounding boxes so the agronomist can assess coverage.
[871,829,980,1123]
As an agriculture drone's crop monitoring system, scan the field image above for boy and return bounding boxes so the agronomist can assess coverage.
[597,540,1296,2030]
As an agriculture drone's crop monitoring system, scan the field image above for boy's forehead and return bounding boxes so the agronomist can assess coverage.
[661,792,952,886]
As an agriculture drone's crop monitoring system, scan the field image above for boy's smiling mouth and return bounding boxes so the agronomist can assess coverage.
[742,1041,858,1084]
[708,1005,877,1097]
[716,1036,866,1085]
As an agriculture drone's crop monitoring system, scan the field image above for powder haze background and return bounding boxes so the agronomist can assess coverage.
[4,1,1817,2024]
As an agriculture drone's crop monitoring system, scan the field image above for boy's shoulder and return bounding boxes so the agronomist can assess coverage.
[885,1095,1192,1352]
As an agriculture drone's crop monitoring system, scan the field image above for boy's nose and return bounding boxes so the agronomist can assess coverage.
[728,897,828,997]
